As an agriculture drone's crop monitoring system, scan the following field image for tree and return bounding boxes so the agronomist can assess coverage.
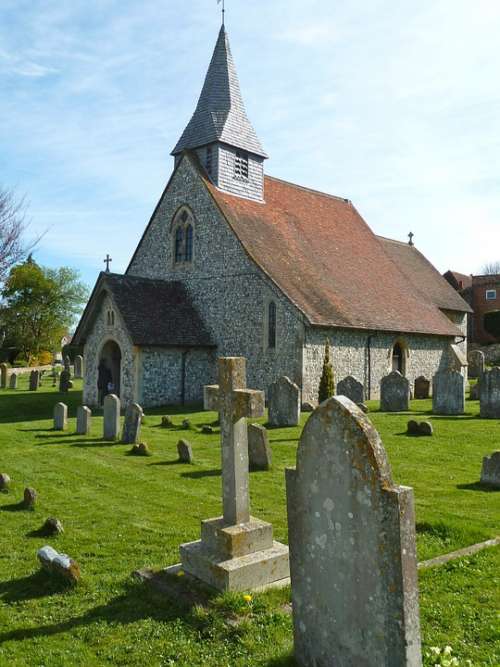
[0,259,88,365]
[318,338,335,403]
[0,187,35,283]
[481,261,500,276]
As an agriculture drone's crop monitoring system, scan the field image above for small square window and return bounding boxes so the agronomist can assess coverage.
[486,289,497,300]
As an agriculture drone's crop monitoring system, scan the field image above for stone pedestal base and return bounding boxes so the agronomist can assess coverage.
[179,516,289,592]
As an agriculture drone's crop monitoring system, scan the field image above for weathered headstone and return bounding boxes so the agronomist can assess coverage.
[161,415,173,428]
[380,370,410,412]
[121,403,143,444]
[480,451,500,488]
[247,423,272,470]
[470,382,480,401]
[286,396,421,666]
[479,367,500,419]
[23,487,37,510]
[130,442,151,456]
[0,363,7,388]
[59,369,72,393]
[432,370,465,415]
[336,376,364,405]
[0,473,11,492]
[37,545,80,584]
[468,349,485,378]
[179,357,289,591]
[103,394,120,441]
[40,517,64,536]
[414,376,430,400]
[29,370,40,391]
[407,420,433,436]
[177,439,194,463]
[9,372,17,389]
[268,376,300,427]
[76,406,92,435]
[53,402,68,431]
[74,355,84,378]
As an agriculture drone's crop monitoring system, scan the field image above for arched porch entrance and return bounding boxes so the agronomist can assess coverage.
[98,340,121,405]
[391,341,406,375]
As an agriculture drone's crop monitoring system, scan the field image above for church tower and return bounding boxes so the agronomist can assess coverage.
[172,26,267,202]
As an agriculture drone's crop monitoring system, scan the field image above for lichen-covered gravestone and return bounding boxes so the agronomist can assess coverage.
[286,396,421,666]
[9,373,17,389]
[121,403,143,444]
[479,367,500,419]
[29,370,40,391]
[468,349,485,378]
[74,355,84,379]
[268,376,301,427]
[432,370,465,415]
[414,376,430,400]
[0,363,7,388]
[177,439,193,464]
[336,376,364,405]
[480,451,500,488]
[59,369,72,393]
[247,423,272,470]
[76,406,92,435]
[103,394,120,441]
[53,403,68,431]
[380,370,410,412]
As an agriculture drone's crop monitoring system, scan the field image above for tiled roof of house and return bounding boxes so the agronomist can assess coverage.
[171,25,267,158]
[73,273,215,348]
[443,270,473,292]
[202,169,468,336]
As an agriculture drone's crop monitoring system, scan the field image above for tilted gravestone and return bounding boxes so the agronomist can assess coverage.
[177,439,193,464]
[380,371,410,412]
[103,394,120,441]
[468,349,485,378]
[268,376,301,427]
[29,370,40,391]
[286,396,422,666]
[336,376,364,405]
[0,363,7,388]
[179,357,289,591]
[76,406,92,435]
[414,376,430,400]
[74,355,84,379]
[53,403,68,431]
[480,451,500,488]
[59,369,72,393]
[432,370,465,415]
[9,373,17,389]
[247,423,272,470]
[479,367,500,419]
[121,403,143,444]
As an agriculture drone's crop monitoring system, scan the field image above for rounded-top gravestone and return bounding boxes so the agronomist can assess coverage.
[380,371,410,412]
[414,376,430,400]
[103,394,120,441]
[122,403,143,444]
[336,376,364,405]
[468,349,485,378]
[480,451,500,488]
[0,363,8,388]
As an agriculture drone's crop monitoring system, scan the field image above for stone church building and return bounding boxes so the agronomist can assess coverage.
[73,26,471,408]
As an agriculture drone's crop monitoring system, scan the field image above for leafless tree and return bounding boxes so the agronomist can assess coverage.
[0,186,36,282]
[481,261,500,276]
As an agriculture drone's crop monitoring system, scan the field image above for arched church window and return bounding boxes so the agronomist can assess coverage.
[268,301,277,349]
[392,342,405,374]
[185,225,193,262]
[174,227,184,263]
[106,309,115,326]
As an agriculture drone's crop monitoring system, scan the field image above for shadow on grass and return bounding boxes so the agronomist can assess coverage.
[456,482,500,492]
[266,654,297,667]
[148,459,183,467]
[269,438,299,444]
[181,468,221,479]
[0,570,72,603]
[0,501,31,512]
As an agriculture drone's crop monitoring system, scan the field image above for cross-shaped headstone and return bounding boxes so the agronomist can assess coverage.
[408,231,414,246]
[104,254,112,272]
[204,357,265,525]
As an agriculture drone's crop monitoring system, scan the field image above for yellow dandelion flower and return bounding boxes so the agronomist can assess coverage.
[243,594,253,603]
[177,569,185,577]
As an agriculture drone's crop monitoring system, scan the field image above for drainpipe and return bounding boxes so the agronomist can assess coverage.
[181,349,188,405]
[366,334,375,400]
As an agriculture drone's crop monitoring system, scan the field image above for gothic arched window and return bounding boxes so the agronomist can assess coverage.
[268,301,277,349]
[185,225,193,262]
[172,208,195,265]
[174,227,184,263]
[391,341,406,375]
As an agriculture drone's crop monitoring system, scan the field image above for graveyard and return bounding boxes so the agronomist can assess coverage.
[0,373,498,666]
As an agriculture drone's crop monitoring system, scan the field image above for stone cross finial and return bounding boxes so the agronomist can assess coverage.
[104,254,112,272]
[408,231,414,246]
[204,357,265,525]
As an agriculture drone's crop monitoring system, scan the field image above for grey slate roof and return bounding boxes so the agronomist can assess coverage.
[171,25,268,158]
[73,273,215,348]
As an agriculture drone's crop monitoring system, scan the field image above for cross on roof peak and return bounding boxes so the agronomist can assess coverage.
[408,232,415,247]
[103,254,112,272]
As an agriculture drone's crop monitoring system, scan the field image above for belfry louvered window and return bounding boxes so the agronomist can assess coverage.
[206,146,213,177]
[234,150,249,179]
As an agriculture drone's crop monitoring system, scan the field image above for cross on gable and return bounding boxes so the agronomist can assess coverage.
[104,254,112,272]
[204,357,264,525]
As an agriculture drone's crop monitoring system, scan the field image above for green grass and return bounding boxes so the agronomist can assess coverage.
[0,375,498,666]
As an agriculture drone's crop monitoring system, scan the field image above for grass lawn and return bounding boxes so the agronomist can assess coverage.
[0,375,498,666]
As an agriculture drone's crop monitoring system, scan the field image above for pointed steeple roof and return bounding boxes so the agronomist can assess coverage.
[172,26,267,158]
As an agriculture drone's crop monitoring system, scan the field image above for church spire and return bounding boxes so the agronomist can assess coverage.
[172,26,267,201]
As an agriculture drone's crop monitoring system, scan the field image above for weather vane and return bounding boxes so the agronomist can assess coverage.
[217,0,225,25]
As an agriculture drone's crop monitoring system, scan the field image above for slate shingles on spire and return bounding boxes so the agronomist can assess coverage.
[172,26,267,158]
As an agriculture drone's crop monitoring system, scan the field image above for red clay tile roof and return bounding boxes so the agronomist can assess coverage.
[443,270,473,292]
[204,173,467,337]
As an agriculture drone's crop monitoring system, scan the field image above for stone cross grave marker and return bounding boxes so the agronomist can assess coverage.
[29,370,40,391]
[380,370,410,412]
[0,363,7,388]
[74,355,84,379]
[268,376,301,427]
[286,396,422,666]
[336,375,364,405]
[76,406,92,435]
[178,357,289,591]
[468,349,485,378]
[122,403,143,444]
[414,376,430,400]
[53,403,68,431]
[103,394,120,441]
[432,370,465,415]
[9,373,17,390]
[479,367,500,419]
[480,451,500,488]
[248,423,272,470]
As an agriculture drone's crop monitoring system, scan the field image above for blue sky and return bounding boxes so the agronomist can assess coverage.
[1,0,499,288]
